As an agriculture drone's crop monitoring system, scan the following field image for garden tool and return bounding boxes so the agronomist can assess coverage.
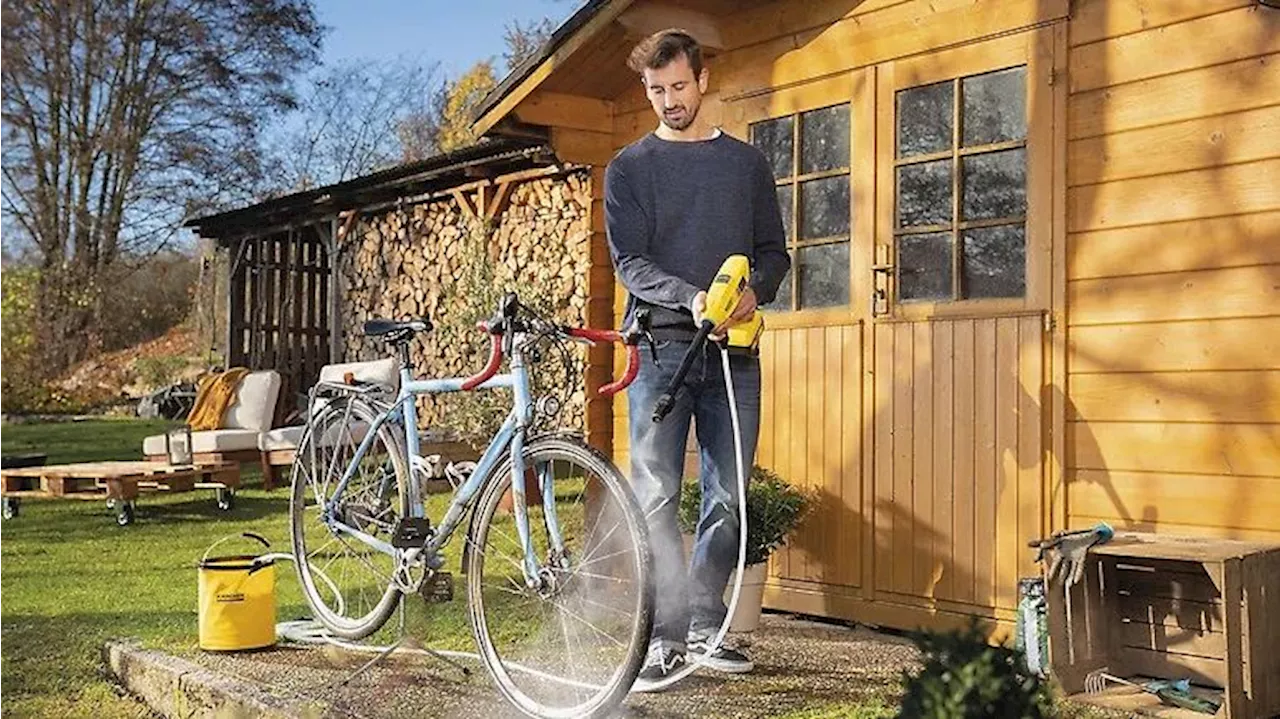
[652,254,763,422]
[1028,522,1114,588]
[1028,523,1113,664]
[1084,671,1221,714]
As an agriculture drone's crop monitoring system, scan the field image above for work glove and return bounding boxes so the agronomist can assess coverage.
[1029,523,1114,587]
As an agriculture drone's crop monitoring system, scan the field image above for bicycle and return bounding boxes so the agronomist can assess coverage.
[289,293,656,719]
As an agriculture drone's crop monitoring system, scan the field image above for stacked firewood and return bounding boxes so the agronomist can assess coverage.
[337,171,595,435]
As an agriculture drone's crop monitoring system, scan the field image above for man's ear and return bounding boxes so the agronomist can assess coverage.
[698,67,709,94]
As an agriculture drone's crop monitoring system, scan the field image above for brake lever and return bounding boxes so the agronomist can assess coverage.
[633,308,660,367]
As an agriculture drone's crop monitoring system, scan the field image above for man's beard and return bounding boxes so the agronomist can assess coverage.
[661,102,699,131]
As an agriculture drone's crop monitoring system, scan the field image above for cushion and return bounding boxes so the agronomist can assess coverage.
[317,358,399,392]
[259,426,303,452]
[143,428,261,456]
[307,358,399,419]
[258,422,372,453]
[222,370,282,432]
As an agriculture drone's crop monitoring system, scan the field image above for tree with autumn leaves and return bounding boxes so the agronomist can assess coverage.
[1,3,556,389]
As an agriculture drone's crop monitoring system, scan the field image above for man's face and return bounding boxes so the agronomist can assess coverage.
[642,54,708,131]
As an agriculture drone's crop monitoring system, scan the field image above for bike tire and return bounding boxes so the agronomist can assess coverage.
[465,434,653,719]
[290,396,407,639]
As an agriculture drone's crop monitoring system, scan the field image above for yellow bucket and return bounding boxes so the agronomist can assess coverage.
[197,532,276,651]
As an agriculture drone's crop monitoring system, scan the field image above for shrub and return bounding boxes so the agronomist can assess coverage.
[896,620,1054,719]
[134,355,189,390]
[678,465,811,566]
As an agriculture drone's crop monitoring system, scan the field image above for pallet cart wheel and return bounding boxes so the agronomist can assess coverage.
[216,488,235,512]
[116,501,135,526]
[106,498,116,510]
[2,497,19,519]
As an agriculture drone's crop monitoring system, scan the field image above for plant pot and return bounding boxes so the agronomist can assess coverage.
[497,467,545,514]
[723,562,768,633]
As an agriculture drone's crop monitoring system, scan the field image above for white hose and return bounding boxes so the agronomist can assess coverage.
[268,344,752,698]
[631,342,749,692]
[265,553,609,691]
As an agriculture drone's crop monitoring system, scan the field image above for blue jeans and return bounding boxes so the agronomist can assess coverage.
[627,339,761,648]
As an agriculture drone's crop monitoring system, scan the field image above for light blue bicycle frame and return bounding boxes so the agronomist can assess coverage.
[319,338,558,584]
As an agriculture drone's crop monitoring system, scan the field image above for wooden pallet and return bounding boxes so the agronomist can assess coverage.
[2,461,239,501]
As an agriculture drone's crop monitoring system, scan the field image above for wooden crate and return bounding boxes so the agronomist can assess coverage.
[1048,532,1280,719]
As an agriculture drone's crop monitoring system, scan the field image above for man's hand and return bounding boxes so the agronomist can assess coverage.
[690,290,725,340]
[729,287,758,324]
[691,287,757,341]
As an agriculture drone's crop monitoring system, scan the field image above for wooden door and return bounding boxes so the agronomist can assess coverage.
[867,29,1057,618]
[737,70,877,593]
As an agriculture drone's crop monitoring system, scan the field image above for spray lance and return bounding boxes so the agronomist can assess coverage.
[636,254,762,693]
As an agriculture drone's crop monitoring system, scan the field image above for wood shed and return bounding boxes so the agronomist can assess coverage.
[467,0,1280,637]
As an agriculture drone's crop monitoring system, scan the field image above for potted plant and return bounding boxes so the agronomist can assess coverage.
[678,465,811,632]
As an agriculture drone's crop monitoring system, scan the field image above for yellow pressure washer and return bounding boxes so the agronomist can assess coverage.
[652,254,763,423]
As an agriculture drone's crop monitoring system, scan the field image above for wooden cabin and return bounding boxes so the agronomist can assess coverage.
[470,0,1280,635]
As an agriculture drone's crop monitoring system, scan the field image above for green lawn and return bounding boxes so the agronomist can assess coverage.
[0,419,486,718]
[1,419,300,717]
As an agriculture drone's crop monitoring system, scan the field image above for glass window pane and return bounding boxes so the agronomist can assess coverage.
[777,184,794,242]
[963,67,1026,147]
[762,259,794,311]
[897,81,953,158]
[751,117,794,180]
[800,176,850,241]
[898,232,953,302]
[801,104,850,174]
[797,242,849,309]
[897,160,952,228]
[963,225,1025,298]
[962,148,1026,221]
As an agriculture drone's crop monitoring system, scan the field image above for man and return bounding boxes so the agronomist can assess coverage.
[604,28,790,685]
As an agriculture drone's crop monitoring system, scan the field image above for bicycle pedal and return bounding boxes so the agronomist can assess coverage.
[391,517,433,548]
[420,571,453,603]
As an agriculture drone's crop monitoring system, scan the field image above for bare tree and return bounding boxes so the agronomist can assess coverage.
[503,17,556,72]
[1,0,322,372]
[266,59,443,191]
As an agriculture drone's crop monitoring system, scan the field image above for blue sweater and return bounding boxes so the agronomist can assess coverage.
[605,131,791,339]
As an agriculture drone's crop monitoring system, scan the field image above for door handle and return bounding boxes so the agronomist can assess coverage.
[871,244,893,317]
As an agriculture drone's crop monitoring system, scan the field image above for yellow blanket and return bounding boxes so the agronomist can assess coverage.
[187,368,251,431]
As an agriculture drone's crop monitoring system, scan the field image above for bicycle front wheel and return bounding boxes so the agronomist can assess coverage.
[290,396,407,639]
[466,434,653,719]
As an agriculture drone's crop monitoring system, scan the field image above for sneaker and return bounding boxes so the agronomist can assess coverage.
[633,644,685,691]
[686,636,753,673]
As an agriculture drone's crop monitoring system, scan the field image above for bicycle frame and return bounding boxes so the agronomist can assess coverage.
[320,334,553,585]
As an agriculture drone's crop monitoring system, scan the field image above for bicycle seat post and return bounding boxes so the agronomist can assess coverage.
[395,340,412,371]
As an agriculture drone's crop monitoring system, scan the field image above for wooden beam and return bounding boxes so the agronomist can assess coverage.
[473,0,636,137]
[514,90,615,133]
[336,209,359,241]
[484,180,516,221]
[617,2,726,50]
[451,189,479,222]
[475,184,489,221]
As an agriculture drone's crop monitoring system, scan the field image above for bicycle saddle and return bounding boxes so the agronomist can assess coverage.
[363,317,432,343]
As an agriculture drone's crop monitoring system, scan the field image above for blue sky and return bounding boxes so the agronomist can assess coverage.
[315,1,581,77]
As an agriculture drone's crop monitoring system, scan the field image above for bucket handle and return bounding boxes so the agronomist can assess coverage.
[201,531,271,566]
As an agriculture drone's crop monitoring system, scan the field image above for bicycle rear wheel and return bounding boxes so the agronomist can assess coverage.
[466,435,653,719]
[290,396,407,639]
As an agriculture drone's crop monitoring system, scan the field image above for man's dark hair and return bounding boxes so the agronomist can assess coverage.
[627,29,704,77]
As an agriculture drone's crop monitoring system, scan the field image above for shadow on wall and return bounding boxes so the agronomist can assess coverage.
[1063,0,1280,540]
